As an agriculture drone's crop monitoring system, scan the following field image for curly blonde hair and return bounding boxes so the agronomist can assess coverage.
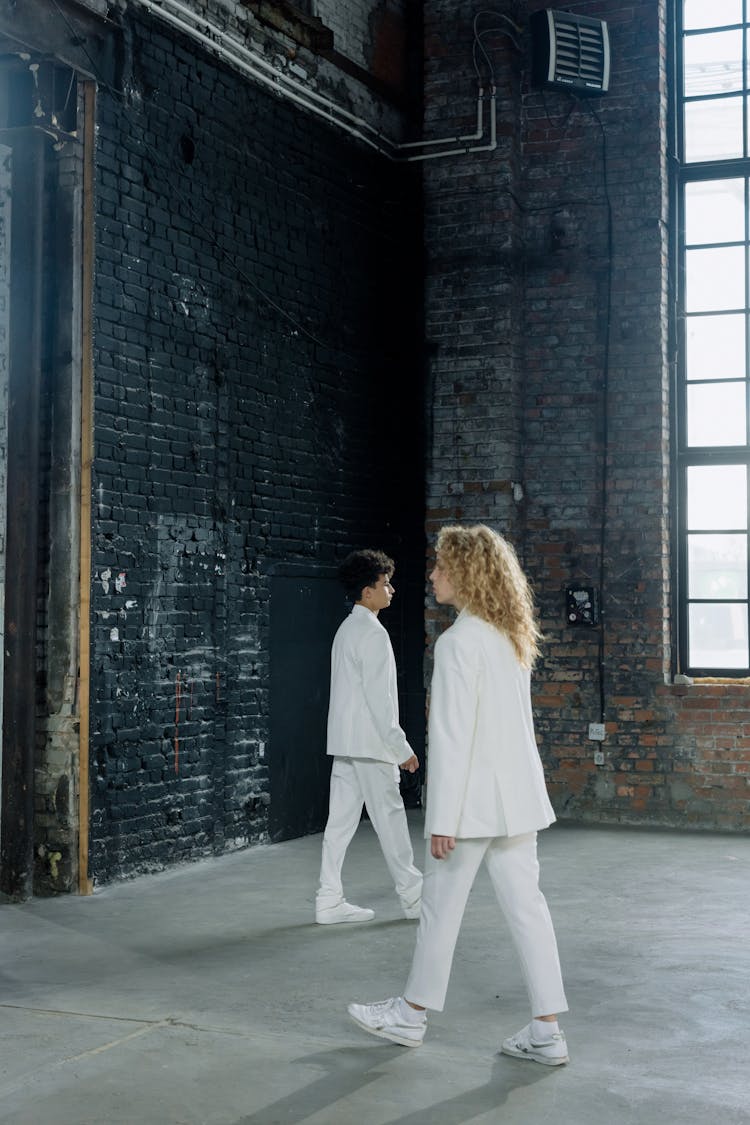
[436,524,541,668]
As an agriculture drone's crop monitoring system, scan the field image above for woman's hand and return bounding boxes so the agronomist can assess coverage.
[431,834,456,860]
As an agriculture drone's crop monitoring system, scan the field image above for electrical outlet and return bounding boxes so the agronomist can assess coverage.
[588,722,606,741]
[594,750,605,766]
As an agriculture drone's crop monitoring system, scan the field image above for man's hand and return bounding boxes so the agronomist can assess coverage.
[399,754,419,774]
[431,835,456,860]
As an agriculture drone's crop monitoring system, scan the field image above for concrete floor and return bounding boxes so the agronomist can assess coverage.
[1,816,748,1125]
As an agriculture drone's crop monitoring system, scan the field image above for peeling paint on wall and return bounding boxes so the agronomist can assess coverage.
[86,3,424,882]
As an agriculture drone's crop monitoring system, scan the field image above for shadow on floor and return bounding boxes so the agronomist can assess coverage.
[234,1043,556,1125]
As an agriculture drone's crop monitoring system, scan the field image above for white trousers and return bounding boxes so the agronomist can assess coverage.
[317,756,422,909]
[404,832,568,1016]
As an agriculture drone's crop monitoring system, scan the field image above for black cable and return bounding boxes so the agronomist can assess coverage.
[472,11,522,84]
[539,89,582,134]
[586,102,614,726]
[474,9,523,48]
[472,26,496,83]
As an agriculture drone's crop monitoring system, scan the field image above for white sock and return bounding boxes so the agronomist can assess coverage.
[532,1018,559,1040]
[399,997,426,1023]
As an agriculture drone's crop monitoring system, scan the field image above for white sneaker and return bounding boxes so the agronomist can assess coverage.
[501,1023,569,1066]
[402,898,421,920]
[315,901,374,925]
[348,997,426,1047]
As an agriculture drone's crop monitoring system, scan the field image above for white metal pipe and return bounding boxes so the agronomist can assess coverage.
[135,0,497,163]
[145,0,396,145]
[397,93,484,149]
[159,0,489,151]
[136,0,392,155]
[403,91,496,162]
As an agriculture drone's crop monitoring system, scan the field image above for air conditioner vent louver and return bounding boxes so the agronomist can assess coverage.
[531,10,610,95]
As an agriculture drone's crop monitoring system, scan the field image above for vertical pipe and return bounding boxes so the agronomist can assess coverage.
[77,82,95,895]
[0,129,45,899]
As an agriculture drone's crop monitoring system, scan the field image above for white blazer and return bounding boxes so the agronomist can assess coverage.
[326,604,413,765]
[425,609,556,839]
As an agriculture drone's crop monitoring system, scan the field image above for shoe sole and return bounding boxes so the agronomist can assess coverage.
[501,1045,569,1066]
[315,915,374,925]
[348,1012,423,1048]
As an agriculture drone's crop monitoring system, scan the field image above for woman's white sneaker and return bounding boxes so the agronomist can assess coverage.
[501,1023,569,1066]
[347,997,426,1047]
[315,901,374,925]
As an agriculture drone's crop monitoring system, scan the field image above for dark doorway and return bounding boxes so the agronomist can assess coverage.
[268,570,347,842]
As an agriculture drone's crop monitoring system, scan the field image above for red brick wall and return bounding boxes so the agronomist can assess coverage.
[423,0,749,831]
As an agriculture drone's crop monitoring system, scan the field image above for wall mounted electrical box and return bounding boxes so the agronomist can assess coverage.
[565,585,599,627]
[530,10,611,95]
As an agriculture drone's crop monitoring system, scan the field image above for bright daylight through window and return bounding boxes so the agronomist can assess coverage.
[678,0,750,673]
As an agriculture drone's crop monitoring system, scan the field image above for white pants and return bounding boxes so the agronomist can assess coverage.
[317,757,422,909]
[404,832,568,1016]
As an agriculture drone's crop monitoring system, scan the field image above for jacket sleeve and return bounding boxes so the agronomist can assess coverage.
[360,628,412,765]
[426,631,480,836]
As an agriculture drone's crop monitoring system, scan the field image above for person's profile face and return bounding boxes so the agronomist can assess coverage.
[429,561,459,607]
[362,573,394,613]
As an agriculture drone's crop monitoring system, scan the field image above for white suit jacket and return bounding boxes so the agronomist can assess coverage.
[425,609,556,839]
[326,604,412,765]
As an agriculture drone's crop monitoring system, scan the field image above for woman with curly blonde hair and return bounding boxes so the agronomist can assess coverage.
[433,524,542,667]
[349,524,569,1065]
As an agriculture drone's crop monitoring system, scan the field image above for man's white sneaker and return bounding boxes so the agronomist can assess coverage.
[501,1023,569,1066]
[347,997,426,1047]
[402,898,421,920]
[315,901,374,925]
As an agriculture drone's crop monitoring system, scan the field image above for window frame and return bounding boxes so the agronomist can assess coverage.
[675,1,750,676]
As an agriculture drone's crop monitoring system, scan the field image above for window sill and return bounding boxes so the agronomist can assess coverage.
[670,675,750,687]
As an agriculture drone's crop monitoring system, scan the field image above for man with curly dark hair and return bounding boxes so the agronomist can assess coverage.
[315,549,422,926]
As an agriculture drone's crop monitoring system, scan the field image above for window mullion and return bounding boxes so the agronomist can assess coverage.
[677,2,750,674]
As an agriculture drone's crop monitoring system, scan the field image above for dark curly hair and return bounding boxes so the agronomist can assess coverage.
[338,549,395,602]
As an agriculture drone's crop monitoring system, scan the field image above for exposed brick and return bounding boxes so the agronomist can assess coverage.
[422,0,749,832]
[86,8,424,883]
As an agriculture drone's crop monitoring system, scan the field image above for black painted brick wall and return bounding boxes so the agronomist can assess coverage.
[88,12,424,881]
